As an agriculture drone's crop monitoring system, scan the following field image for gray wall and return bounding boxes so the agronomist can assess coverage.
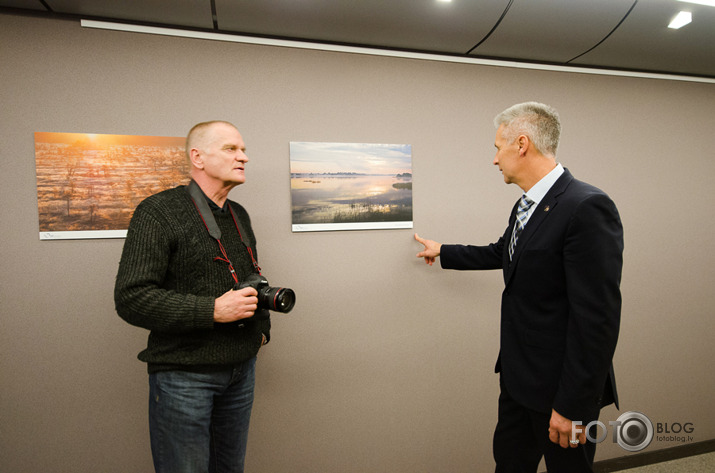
[1,14,713,473]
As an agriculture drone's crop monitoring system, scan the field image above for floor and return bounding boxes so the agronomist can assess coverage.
[618,451,715,472]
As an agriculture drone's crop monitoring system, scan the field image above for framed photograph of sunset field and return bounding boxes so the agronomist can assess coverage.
[34,132,187,240]
[290,141,413,232]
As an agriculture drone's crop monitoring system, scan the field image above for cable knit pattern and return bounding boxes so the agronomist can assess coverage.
[115,185,269,373]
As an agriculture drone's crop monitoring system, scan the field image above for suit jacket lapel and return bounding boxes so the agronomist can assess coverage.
[504,169,574,284]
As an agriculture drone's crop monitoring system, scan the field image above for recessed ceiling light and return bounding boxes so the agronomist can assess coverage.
[437,0,453,3]
[678,0,715,7]
[668,11,693,29]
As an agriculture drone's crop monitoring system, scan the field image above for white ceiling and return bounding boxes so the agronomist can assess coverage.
[2,0,714,78]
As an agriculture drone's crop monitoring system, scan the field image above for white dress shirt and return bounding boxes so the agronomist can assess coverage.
[521,163,564,226]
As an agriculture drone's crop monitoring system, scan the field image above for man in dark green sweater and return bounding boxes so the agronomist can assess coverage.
[115,121,269,473]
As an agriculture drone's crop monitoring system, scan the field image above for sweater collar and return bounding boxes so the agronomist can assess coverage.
[192,180,230,213]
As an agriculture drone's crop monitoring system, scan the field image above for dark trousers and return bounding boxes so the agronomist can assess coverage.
[493,379,597,473]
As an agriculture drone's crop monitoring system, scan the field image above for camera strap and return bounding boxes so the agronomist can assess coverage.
[186,180,261,284]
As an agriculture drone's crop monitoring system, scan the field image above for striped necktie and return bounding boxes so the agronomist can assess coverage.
[508,195,535,261]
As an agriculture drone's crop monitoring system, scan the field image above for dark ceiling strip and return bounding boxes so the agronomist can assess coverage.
[210,0,218,29]
[1,3,712,79]
[567,0,638,64]
[39,0,53,12]
[466,0,514,55]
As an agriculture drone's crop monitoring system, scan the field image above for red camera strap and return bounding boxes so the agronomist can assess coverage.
[187,181,261,285]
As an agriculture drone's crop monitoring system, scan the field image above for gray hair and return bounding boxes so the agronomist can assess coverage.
[185,120,238,159]
[493,102,561,157]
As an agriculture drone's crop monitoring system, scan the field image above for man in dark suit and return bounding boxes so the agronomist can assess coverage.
[415,102,623,472]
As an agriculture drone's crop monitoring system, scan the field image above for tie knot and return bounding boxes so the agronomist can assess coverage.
[519,195,535,211]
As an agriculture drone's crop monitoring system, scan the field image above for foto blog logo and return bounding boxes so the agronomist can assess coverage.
[572,411,654,452]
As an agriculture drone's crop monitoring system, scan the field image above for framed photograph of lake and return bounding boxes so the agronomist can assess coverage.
[290,141,413,232]
[34,132,188,240]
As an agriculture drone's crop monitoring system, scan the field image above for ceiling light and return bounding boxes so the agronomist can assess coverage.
[668,11,692,28]
[678,0,715,6]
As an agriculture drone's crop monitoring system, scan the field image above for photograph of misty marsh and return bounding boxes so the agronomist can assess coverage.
[34,132,188,234]
[290,142,413,229]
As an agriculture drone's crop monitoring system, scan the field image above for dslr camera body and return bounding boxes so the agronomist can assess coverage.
[235,273,296,320]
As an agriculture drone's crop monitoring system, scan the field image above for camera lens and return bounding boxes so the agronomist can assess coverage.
[260,287,296,313]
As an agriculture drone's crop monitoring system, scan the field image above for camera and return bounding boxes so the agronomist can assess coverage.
[235,273,296,319]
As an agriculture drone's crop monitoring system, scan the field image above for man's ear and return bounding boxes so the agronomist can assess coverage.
[189,148,204,169]
[517,135,530,156]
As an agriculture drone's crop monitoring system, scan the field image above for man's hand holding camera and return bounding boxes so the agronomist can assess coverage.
[214,274,296,323]
[214,287,259,323]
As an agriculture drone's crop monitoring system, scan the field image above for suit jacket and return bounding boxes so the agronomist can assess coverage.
[441,169,623,422]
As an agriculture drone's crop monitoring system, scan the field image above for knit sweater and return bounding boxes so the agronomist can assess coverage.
[114,184,269,373]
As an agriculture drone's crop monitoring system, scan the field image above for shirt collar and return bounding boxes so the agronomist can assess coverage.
[525,163,564,205]
[192,180,230,213]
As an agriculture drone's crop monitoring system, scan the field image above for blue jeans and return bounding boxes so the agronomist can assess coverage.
[148,357,256,473]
